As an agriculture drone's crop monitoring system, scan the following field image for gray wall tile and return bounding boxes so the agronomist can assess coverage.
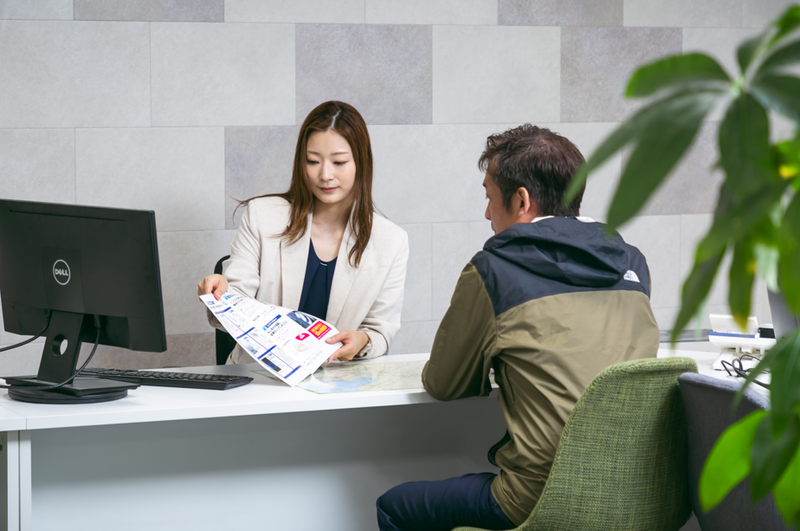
[151,22,295,126]
[640,122,721,216]
[390,320,440,355]
[76,128,225,232]
[742,0,797,29]
[0,129,75,203]
[370,124,500,224]
[0,21,150,128]
[652,306,678,331]
[86,333,217,370]
[367,0,497,25]
[433,26,560,124]
[499,0,622,26]
[158,230,238,335]
[296,24,432,125]
[75,0,223,22]
[772,112,798,142]
[225,126,300,229]
[0,0,72,19]
[431,221,494,319]
[398,223,432,322]
[561,27,681,122]
[617,215,681,310]
[0,339,45,377]
[623,0,740,28]
[226,0,365,23]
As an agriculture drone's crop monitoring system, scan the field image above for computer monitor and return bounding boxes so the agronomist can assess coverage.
[0,199,167,404]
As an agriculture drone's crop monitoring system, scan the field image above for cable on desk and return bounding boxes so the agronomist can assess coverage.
[0,314,101,391]
[720,354,770,389]
[0,310,52,353]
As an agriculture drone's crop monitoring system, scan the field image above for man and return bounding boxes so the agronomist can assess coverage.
[377,125,659,531]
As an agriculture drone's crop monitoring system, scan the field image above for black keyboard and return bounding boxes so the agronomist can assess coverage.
[81,368,253,391]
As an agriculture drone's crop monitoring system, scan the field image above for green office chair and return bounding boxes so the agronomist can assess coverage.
[456,357,697,531]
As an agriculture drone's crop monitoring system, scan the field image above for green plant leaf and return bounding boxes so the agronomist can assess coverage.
[606,91,720,229]
[754,241,780,293]
[738,35,763,73]
[751,412,800,500]
[733,331,798,412]
[729,239,756,327]
[768,5,800,47]
[756,38,800,78]
[565,122,638,205]
[719,93,771,199]
[564,89,723,206]
[751,74,800,121]
[626,53,730,98]
[696,180,790,261]
[672,250,725,342]
[779,191,800,313]
[769,330,800,434]
[699,409,765,512]
[772,420,800,526]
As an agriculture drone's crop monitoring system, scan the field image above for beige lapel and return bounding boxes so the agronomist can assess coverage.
[326,220,361,326]
[280,210,312,310]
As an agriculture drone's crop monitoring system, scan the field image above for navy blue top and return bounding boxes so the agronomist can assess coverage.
[298,241,337,320]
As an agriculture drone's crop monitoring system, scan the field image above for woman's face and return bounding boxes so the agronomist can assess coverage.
[305,130,357,207]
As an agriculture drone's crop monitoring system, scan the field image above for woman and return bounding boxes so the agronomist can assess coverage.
[198,101,408,363]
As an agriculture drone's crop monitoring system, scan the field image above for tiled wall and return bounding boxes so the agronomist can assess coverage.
[0,0,791,373]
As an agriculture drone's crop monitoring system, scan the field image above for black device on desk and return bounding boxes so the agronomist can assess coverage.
[81,368,252,390]
[0,199,172,404]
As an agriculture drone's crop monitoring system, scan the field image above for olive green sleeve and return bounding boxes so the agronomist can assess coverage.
[422,262,497,401]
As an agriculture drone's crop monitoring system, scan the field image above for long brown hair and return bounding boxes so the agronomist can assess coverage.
[242,101,374,267]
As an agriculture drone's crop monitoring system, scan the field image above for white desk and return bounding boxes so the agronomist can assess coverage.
[0,354,506,531]
[0,347,759,531]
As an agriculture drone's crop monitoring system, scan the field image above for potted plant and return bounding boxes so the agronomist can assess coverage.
[565,5,800,525]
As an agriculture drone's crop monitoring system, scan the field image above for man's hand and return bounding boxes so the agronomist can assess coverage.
[197,274,228,300]
[325,330,370,362]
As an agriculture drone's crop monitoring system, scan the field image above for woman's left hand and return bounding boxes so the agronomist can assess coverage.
[326,330,369,362]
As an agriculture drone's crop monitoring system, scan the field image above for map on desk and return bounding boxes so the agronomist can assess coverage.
[254,359,429,394]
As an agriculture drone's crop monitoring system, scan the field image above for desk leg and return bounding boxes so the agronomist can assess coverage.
[17,433,29,531]
[0,431,20,531]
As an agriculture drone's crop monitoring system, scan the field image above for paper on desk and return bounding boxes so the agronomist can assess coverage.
[199,291,341,386]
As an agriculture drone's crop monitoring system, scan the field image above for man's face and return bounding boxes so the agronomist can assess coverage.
[483,172,517,234]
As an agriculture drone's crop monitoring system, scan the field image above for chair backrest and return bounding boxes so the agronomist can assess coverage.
[678,372,794,531]
[213,255,236,365]
[518,357,697,531]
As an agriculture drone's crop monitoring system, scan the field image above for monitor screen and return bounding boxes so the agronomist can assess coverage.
[0,199,167,403]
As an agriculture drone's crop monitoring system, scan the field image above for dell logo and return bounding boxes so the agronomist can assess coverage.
[52,259,71,285]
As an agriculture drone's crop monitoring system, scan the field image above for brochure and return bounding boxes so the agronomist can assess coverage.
[199,291,341,386]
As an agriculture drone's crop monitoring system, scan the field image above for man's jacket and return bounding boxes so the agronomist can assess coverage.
[422,217,659,526]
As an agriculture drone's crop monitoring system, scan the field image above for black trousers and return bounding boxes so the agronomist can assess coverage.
[376,472,517,531]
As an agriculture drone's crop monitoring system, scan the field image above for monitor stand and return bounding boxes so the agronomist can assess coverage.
[4,311,138,404]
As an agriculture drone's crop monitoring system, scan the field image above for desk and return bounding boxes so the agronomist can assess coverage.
[0,354,506,531]
[0,347,758,531]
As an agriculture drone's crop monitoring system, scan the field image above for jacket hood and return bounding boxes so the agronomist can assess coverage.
[483,217,631,288]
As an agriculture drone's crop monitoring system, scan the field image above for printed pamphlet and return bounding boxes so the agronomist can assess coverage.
[199,291,341,386]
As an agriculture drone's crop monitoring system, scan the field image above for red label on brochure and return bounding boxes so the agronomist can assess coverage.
[295,333,309,341]
[308,322,330,339]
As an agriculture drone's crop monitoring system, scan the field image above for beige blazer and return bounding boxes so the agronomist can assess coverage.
[220,196,408,363]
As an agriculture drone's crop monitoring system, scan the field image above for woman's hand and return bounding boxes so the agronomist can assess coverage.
[197,274,228,300]
[326,330,369,362]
